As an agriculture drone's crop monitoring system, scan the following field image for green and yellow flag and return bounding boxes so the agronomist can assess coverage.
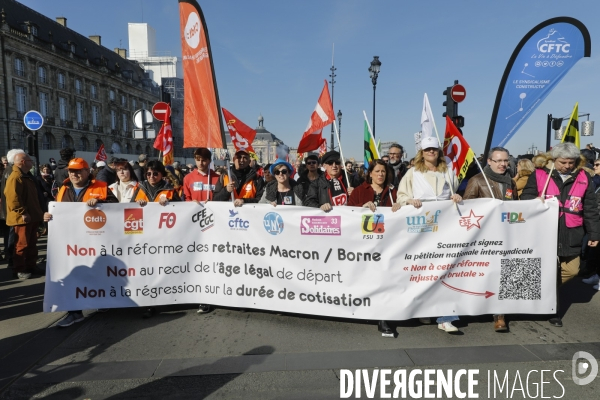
[364,119,379,169]
[561,102,580,148]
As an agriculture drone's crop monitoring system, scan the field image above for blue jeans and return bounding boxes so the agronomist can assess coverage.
[437,316,459,324]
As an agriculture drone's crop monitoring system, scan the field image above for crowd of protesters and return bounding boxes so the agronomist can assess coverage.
[4,138,600,335]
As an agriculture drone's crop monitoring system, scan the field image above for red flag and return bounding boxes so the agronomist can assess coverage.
[95,144,107,161]
[297,80,335,153]
[222,108,257,155]
[443,116,475,183]
[179,0,226,148]
[154,106,174,165]
[318,140,328,157]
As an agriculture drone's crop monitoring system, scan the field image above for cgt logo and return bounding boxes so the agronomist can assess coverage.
[83,209,106,230]
[192,208,214,231]
[362,214,385,234]
[184,11,201,49]
[159,213,176,229]
[501,212,525,224]
[537,28,570,53]
[228,210,249,230]
[124,209,143,234]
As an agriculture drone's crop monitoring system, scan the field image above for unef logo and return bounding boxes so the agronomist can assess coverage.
[263,212,284,235]
[537,29,570,53]
[184,11,201,49]
[228,209,249,230]
[362,214,385,234]
[124,209,143,234]
[84,209,106,230]
[501,212,526,224]
[406,210,441,233]
[159,213,176,229]
[192,208,214,231]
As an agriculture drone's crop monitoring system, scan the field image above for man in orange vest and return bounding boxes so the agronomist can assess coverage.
[44,157,118,327]
[214,150,264,206]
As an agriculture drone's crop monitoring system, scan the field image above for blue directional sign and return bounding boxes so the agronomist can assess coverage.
[23,110,44,131]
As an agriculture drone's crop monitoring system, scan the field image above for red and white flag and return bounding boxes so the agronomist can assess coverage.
[443,116,475,183]
[222,108,257,156]
[318,140,328,157]
[95,144,107,162]
[297,80,335,153]
[154,105,174,166]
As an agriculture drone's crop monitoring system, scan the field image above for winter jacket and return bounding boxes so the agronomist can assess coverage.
[304,173,350,208]
[0,165,12,220]
[463,172,517,201]
[57,179,118,204]
[513,170,532,199]
[397,168,458,205]
[95,165,117,186]
[521,167,600,257]
[213,166,264,203]
[4,165,44,226]
[35,174,54,212]
[53,159,70,188]
[132,180,180,202]
[347,181,398,207]
[296,169,323,203]
[258,179,304,206]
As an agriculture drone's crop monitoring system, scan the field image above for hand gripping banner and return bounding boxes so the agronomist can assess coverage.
[485,17,591,155]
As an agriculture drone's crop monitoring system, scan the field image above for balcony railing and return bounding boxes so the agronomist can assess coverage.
[93,125,103,133]
[78,123,89,131]
[45,117,55,126]
[60,119,73,128]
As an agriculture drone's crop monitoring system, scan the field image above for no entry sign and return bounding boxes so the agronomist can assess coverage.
[451,84,466,103]
[152,102,170,121]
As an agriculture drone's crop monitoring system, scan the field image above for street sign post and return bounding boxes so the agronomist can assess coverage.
[133,109,153,129]
[23,110,44,131]
[133,129,156,139]
[451,84,466,103]
[152,102,170,121]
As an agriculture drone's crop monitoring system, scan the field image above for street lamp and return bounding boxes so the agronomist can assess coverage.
[368,56,381,137]
[329,63,337,151]
[337,110,342,142]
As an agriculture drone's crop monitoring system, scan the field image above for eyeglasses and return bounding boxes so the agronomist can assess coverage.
[306,161,318,165]
[274,169,289,176]
[146,171,161,177]
[594,163,600,167]
[324,160,342,166]
[423,148,438,153]
[490,159,509,164]
[116,168,129,172]
[388,152,402,157]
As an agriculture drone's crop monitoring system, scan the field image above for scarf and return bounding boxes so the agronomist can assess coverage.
[483,165,512,186]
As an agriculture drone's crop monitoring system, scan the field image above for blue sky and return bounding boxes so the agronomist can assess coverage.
[20,0,600,160]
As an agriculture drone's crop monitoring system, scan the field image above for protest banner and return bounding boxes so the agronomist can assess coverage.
[44,199,558,320]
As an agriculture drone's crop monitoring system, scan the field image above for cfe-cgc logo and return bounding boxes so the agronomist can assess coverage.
[228,209,249,230]
[83,209,106,231]
[406,210,440,233]
[192,207,214,231]
[124,209,143,234]
[263,212,284,235]
[501,212,526,224]
[361,214,385,234]
[184,11,201,49]
[300,216,341,236]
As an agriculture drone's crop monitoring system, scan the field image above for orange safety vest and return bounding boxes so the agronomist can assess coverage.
[133,187,175,202]
[56,180,109,202]
[223,175,257,199]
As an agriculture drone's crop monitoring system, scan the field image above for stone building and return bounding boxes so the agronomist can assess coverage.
[0,0,160,161]
[226,115,289,164]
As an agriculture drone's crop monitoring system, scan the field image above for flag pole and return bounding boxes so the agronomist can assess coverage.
[224,150,235,202]
[542,165,554,197]
[333,120,352,188]
[471,155,496,199]
[430,113,458,200]
[363,110,380,158]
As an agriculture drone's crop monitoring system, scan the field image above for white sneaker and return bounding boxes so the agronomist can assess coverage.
[57,312,84,328]
[419,317,432,324]
[582,274,600,285]
[438,322,459,333]
[17,272,32,280]
[593,284,599,291]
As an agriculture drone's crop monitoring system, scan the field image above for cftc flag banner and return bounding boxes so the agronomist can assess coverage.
[44,200,558,320]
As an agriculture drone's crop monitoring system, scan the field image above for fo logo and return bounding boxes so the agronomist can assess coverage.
[84,209,106,230]
[124,209,143,234]
[184,11,201,49]
[159,213,176,229]
[362,214,385,234]
[263,212,284,235]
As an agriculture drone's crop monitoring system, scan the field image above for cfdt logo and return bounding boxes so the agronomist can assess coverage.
[83,209,106,230]
[184,11,201,49]
[158,213,176,229]
[537,29,570,53]
[501,212,526,224]
[228,209,249,230]
[192,208,214,231]
[361,214,385,234]
[263,212,284,235]
[300,216,341,236]
[124,209,143,234]
[406,210,441,233]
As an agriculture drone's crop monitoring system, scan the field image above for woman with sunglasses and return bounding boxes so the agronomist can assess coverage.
[132,160,181,207]
[259,159,305,206]
[397,137,462,334]
[108,159,139,203]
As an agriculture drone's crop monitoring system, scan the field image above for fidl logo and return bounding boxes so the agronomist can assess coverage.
[263,212,284,235]
[501,212,526,224]
[361,214,385,234]
[406,210,441,233]
[124,209,143,234]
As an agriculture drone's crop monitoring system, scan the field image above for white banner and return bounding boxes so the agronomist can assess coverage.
[44,199,559,320]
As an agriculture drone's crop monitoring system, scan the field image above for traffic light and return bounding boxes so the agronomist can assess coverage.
[442,87,455,118]
[452,116,465,128]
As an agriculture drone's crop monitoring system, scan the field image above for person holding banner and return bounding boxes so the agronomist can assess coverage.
[132,161,181,206]
[397,137,462,333]
[214,150,264,207]
[259,159,305,206]
[305,151,353,211]
[43,157,118,327]
[521,142,600,327]
[108,159,139,203]
[183,148,219,203]
[296,154,322,203]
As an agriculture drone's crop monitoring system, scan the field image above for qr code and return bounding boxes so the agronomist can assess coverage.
[498,258,542,300]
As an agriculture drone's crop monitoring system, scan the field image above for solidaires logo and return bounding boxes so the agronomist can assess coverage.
[184,11,201,49]
[263,212,284,235]
[361,214,385,234]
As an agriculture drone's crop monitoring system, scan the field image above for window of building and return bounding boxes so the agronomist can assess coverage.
[59,97,68,121]
[31,25,38,36]
[122,113,128,131]
[61,135,74,149]
[14,57,24,76]
[58,72,66,89]
[95,139,103,151]
[121,95,126,106]
[79,137,89,152]
[91,84,97,99]
[125,143,132,154]
[92,105,99,127]
[109,90,115,101]
[111,142,121,154]
[110,110,117,129]
[15,86,26,113]
[136,144,142,153]
[76,101,84,124]
[42,132,53,150]
[39,92,49,117]
[70,43,76,53]
[131,98,136,109]
[75,79,82,94]
[38,66,47,83]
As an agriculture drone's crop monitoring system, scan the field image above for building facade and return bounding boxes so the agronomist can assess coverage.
[0,1,160,159]
[226,115,289,164]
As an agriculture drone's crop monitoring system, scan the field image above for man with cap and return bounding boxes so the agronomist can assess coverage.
[54,147,75,188]
[305,151,353,210]
[96,157,118,186]
[44,157,118,327]
[184,148,219,203]
[214,150,264,207]
[296,154,322,204]
[133,154,147,182]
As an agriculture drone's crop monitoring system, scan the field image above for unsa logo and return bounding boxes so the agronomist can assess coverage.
[184,11,201,49]
[263,212,284,235]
